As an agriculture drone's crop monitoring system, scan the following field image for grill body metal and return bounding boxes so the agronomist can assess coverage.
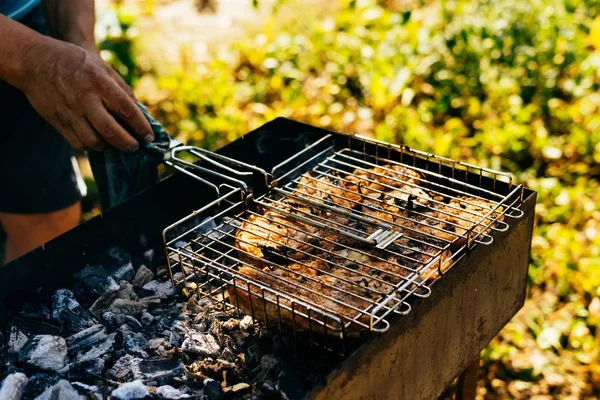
[306,190,536,400]
[163,127,526,350]
[0,118,536,400]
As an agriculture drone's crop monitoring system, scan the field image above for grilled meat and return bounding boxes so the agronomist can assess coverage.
[231,163,504,335]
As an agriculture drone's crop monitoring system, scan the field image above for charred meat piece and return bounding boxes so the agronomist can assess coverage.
[230,163,504,337]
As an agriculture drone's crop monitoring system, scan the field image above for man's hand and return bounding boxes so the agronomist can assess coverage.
[18,36,153,152]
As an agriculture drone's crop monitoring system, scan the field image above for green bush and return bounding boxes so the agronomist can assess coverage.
[104,0,600,396]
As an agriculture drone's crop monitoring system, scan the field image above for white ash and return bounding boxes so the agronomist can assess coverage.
[52,290,97,332]
[7,326,28,355]
[2,247,327,400]
[34,380,84,400]
[65,324,116,366]
[18,335,67,371]
[110,380,148,400]
[0,372,28,400]
[239,316,254,332]
[156,384,191,399]
[181,332,221,357]
[71,382,102,399]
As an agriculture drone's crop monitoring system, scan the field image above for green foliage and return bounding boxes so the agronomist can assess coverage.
[101,0,600,396]
[96,7,139,86]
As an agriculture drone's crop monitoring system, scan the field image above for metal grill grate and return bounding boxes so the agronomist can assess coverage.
[163,134,524,349]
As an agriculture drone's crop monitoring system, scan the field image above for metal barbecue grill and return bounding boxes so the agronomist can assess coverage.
[0,118,537,400]
[162,131,525,350]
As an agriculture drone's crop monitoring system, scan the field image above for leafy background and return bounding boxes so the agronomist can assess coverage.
[92,0,600,398]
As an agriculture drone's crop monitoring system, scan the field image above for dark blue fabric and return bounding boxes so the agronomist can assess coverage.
[0,0,40,20]
[88,104,171,211]
[0,4,83,214]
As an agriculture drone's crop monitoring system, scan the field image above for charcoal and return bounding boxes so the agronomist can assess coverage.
[131,359,184,381]
[66,325,116,366]
[253,354,304,400]
[10,317,62,339]
[103,311,127,329]
[222,319,239,332]
[8,326,29,355]
[142,281,176,299]
[65,324,105,352]
[90,281,138,316]
[124,315,144,329]
[51,289,97,333]
[260,380,280,399]
[106,354,140,382]
[64,358,105,380]
[229,331,249,349]
[33,380,84,400]
[18,335,67,372]
[247,344,263,364]
[155,266,168,278]
[142,249,155,264]
[0,372,28,400]
[201,378,224,400]
[73,265,109,295]
[122,330,150,359]
[71,382,102,399]
[108,299,145,318]
[155,385,191,399]
[111,262,136,282]
[22,373,60,399]
[111,380,148,400]
[147,339,171,358]
[210,319,223,340]
[220,348,238,364]
[168,321,189,347]
[18,303,52,322]
[182,333,220,357]
[141,312,154,326]
[134,266,155,288]
[105,247,131,269]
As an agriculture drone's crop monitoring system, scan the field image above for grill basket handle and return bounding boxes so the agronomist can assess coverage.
[165,145,272,193]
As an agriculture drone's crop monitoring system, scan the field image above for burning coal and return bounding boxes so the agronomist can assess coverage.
[0,247,331,399]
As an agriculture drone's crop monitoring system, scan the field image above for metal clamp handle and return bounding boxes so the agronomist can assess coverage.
[165,145,272,193]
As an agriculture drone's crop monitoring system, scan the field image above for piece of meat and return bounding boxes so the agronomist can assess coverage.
[229,163,505,338]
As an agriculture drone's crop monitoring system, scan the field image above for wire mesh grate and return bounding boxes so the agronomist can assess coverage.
[163,134,524,350]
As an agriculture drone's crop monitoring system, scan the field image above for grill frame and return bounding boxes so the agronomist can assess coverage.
[0,117,536,400]
[163,129,526,347]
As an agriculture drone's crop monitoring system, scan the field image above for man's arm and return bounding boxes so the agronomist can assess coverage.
[0,8,153,152]
[41,0,96,51]
[41,0,137,103]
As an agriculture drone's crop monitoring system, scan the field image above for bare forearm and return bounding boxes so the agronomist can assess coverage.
[0,15,45,89]
[41,0,96,51]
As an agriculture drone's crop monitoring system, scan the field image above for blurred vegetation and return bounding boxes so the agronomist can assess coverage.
[97,0,600,397]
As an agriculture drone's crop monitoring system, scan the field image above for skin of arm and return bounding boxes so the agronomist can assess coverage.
[0,2,153,152]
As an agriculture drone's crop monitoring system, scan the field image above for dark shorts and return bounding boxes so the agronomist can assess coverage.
[0,6,84,214]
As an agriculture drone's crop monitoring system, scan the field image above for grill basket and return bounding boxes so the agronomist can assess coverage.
[163,133,524,353]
